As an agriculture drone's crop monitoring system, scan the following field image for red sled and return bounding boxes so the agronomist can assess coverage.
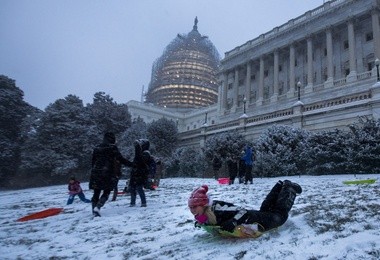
[17,207,64,222]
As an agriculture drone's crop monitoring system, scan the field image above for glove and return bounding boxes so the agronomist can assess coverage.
[221,219,237,232]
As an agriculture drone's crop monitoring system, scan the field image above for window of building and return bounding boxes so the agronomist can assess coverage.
[238,79,244,86]
[345,68,350,76]
[324,48,327,56]
[366,32,373,42]
[343,40,349,49]
[295,59,298,67]
[279,65,282,72]
[251,74,256,80]
[228,83,233,89]
[368,62,373,71]
[264,70,269,77]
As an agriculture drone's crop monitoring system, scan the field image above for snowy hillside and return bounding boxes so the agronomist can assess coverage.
[1,175,380,259]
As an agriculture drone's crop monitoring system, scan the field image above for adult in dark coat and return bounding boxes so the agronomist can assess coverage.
[129,139,152,207]
[90,132,133,217]
[226,157,238,184]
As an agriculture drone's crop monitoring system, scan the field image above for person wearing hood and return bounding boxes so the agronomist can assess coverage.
[128,139,152,207]
[188,180,302,233]
[243,146,255,184]
[89,132,133,217]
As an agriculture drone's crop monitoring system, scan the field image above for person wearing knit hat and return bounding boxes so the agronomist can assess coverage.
[189,180,302,233]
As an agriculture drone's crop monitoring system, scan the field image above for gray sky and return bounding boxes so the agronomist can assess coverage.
[0,0,321,110]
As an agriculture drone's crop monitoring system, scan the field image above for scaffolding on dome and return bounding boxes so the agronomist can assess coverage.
[145,17,221,110]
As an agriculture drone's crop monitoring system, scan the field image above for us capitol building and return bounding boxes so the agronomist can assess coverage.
[127,0,380,148]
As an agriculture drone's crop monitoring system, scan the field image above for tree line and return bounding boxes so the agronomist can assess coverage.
[1,75,379,188]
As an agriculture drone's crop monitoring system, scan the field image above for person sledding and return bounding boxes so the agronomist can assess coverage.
[188,180,302,236]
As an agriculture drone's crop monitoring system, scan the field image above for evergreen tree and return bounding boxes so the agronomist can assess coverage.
[86,92,131,136]
[147,117,178,158]
[255,125,309,177]
[119,117,147,159]
[0,76,29,187]
[302,129,350,175]
[166,147,206,177]
[21,95,93,184]
[203,131,246,163]
[348,117,380,173]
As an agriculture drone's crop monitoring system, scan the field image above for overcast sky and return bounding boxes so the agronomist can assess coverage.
[0,0,322,110]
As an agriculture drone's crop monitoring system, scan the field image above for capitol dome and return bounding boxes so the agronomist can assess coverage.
[145,17,221,110]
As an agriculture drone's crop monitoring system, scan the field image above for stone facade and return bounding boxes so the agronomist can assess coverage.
[128,0,380,148]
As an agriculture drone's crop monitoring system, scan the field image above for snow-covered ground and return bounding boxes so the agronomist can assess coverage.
[1,175,380,260]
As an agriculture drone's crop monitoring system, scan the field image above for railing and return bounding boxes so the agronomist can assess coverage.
[225,0,347,58]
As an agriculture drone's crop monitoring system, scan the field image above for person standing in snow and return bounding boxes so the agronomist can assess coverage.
[129,139,152,207]
[67,176,91,205]
[89,132,133,217]
[243,146,255,184]
[226,156,238,184]
[212,156,222,180]
[188,180,302,233]
[238,150,246,184]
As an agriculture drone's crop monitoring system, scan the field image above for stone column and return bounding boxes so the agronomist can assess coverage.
[347,19,357,82]
[325,27,334,88]
[217,75,223,113]
[372,10,380,61]
[233,68,239,110]
[287,44,296,97]
[257,57,264,105]
[245,61,251,106]
[305,37,313,93]
[271,50,279,102]
[222,72,228,112]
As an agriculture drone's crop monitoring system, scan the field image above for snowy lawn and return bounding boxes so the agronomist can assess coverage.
[1,175,380,260]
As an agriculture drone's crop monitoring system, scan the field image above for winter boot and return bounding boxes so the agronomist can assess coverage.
[284,180,302,194]
[260,180,283,212]
[93,206,101,217]
[273,181,302,216]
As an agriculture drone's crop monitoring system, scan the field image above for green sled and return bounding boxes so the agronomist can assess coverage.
[343,179,376,185]
[201,224,263,238]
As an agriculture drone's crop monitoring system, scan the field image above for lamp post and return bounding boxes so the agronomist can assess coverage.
[297,81,301,101]
[204,112,208,125]
[375,58,380,82]
[243,97,247,114]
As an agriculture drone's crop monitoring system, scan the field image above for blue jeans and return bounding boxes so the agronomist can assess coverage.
[129,184,146,205]
[67,192,91,205]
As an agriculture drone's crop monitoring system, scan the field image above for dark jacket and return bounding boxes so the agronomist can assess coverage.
[211,200,287,231]
[89,140,132,191]
[129,140,150,186]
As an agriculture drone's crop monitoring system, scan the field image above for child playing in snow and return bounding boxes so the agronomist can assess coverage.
[67,176,91,205]
[188,180,302,233]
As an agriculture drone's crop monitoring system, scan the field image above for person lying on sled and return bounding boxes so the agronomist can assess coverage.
[188,180,302,233]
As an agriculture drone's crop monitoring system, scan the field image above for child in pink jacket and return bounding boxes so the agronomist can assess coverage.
[67,176,91,205]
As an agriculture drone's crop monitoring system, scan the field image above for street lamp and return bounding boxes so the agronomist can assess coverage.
[297,81,302,101]
[204,112,208,125]
[243,97,247,114]
[375,58,380,82]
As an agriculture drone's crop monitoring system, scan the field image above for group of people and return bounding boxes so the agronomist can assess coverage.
[67,132,302,235]
[226,145,255,185]
[67,133,157,217]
